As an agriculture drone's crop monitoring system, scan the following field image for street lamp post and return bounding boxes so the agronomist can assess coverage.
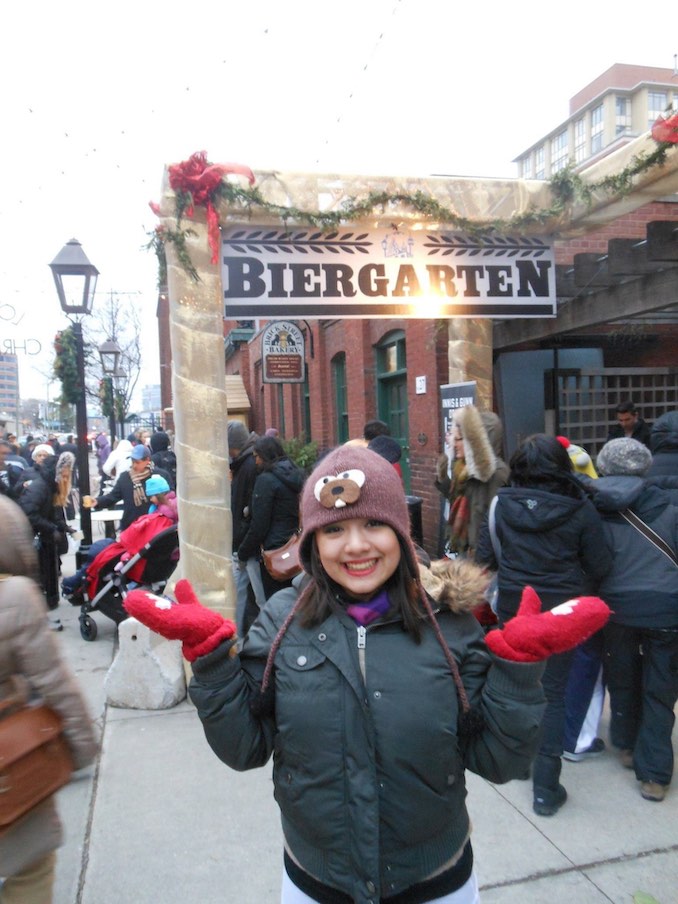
[49,238,99,561]
[98,339,121,447]
[113,367,127,440]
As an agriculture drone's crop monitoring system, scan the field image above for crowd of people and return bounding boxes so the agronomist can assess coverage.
[2,403,677,903]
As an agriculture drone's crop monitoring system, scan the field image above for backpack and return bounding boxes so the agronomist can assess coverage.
[153,450,177,488]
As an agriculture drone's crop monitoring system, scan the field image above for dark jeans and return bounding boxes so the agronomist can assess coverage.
[499,593,575,763]
[603,621,678,785]
[539,648,575,758]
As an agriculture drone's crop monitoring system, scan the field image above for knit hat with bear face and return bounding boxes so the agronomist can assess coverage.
[299,444,415,574]
[260,443,482,734]
[597,437,652,477]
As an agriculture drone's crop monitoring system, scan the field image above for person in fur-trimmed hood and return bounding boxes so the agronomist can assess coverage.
[435,405,509,558]
[124,445,609,904]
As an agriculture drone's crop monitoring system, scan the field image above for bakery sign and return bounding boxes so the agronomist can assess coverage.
[221,225,556,319]
[262,320,305,384]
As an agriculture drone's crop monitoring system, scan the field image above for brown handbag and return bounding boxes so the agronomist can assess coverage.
[0,700,74,832]
[261,532,302,582]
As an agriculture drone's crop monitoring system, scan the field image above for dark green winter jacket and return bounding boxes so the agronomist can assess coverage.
[189,578,545,903]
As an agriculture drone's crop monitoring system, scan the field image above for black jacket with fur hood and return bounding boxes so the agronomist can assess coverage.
[189,559,545,904]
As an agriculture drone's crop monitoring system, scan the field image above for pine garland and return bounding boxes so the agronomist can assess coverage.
[99,377,114,418]
[53,327,81,405]
[150,138,675,283]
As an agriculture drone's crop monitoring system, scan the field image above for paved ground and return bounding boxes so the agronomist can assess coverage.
[51,548,678,904]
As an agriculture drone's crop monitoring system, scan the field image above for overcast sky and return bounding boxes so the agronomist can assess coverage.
[2,0,676,405]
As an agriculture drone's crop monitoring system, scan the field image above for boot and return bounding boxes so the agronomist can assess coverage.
[533,754,567,817]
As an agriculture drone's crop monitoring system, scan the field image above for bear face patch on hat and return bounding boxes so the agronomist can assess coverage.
[299,445,413,574]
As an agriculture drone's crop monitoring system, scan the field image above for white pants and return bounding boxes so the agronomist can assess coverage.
[280,869,480,903]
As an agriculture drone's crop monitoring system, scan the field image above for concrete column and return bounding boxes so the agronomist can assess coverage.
[160,172,235,618]
[446,319,493,410]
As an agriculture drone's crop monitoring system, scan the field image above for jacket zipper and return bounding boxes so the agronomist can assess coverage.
[357,626,366,682]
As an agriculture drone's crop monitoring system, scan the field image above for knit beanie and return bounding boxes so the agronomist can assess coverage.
[367,434,402,463]
[299,445,415,573]
[263,444,482,736]
[145,475,170,496]
[149,431,170,453]
[227,420,250,451]
[32,443,55,461]
[597,437,652,477]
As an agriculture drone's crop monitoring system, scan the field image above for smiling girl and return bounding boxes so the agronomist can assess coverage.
[125,445,609,904]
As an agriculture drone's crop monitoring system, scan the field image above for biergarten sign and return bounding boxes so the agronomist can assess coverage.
[261,320,305,383]
[221,225,556,320]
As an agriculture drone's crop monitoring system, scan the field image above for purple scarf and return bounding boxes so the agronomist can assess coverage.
[345,589,391,626]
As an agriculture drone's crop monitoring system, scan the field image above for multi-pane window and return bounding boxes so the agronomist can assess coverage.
[648,91,668,128]
[615,96,631,135]
[535,146,545,179]
[573,118,586,163]
[520,156,533,179]
[550,130,568,173]
[590,104,604,153]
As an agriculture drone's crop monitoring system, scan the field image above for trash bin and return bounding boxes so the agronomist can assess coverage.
[405,495,424,546]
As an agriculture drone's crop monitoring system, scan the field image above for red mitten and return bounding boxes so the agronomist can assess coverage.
[123,578,236,661]
[485,586,610,663]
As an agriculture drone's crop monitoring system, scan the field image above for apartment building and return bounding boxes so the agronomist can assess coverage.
[515,64,678,179]
[0,354,19,432]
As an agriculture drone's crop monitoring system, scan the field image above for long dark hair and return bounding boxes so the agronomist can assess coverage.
[296,533,426,640]
[253,435,286,470]
[509,433,583,498]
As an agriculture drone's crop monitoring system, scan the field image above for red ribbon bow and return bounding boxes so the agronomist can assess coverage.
[651,113,678,145]
[166,151,255,264]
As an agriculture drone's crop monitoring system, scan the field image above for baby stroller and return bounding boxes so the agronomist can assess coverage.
[76,525,180,641]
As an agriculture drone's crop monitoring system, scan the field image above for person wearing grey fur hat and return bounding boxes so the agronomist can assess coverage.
[18,450,77,629]
[596,437,652,476]
[589,436,678,802]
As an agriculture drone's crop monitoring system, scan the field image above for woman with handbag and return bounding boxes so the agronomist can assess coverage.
[0,496,98,904]
[124,445,609,903]
[236,436,304,603]
[18,452,76,632]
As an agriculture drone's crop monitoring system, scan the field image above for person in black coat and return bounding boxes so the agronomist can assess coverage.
[228,421,260,634]
[89,445,172,530]
[592,438,678,802]
[149,430,177,489]
[237,435,304,601]
[18,451,76,629]
[0,439,24,498]
[646,410,678,504]
[606,401,652,448]
[476,434,613,817]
